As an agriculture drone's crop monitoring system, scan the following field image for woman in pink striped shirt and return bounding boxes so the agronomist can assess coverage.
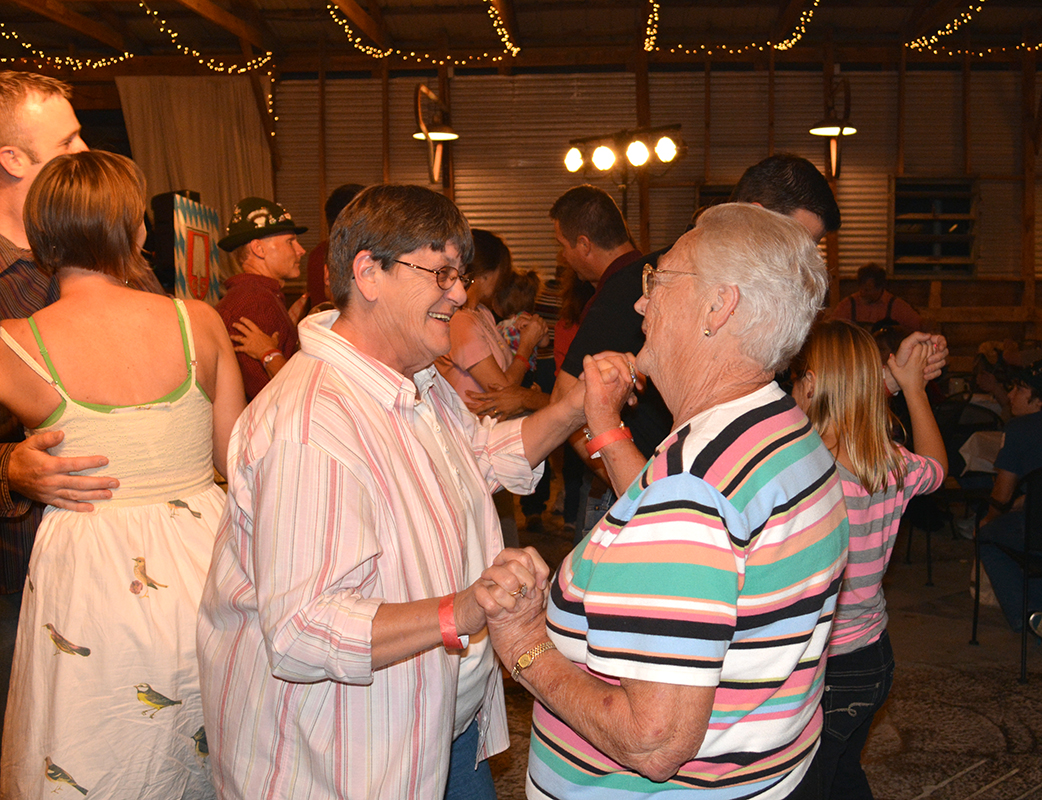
[791,320,947,800]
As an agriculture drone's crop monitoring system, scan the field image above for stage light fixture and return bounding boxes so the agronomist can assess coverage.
[626,140,650,167]
[592,145,616,171]
[564,147,584,173]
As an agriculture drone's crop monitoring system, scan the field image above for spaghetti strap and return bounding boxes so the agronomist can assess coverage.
[0,324,66,395]
[173,298,198,382]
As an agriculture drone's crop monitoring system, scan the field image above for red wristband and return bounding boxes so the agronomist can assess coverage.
[261,348,281,363]
[585,425,633,458]
[438,594,464,649]
[514,353,531,366]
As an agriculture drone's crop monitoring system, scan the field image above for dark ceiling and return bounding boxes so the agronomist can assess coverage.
[1,0,1040,77]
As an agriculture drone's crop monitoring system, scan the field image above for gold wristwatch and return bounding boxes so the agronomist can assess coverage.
[511,641,556,682]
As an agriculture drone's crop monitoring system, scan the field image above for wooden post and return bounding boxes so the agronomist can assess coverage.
[703,60,711,181]
[962,48,971,176]
[1022,47,1037,318]
[822,43,839,303]
[635,50,651,252]
[768,49,775,156]
[897,45,906,177]
[438,67,454,202]
[317,36,328,237]
[381,61,390,184]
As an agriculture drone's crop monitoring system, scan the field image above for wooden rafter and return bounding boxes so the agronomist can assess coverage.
[6,0,124,52]
[171,0,265,51]
[772,0,807,45]
[89,3,151,55]
[904,0,967,41]
[330,0,386,49]
[489,0,520,48]
[228,0,279,52]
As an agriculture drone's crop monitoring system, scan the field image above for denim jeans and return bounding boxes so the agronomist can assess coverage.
[813,630,895,800]
[444,719,497,800]
[979,509,1042,631]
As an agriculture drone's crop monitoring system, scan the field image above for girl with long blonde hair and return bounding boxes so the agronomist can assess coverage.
[791,319,947,800]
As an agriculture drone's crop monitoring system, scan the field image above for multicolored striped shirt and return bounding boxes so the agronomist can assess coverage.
[198,310,541,799]
[830,449,943,655]
[532,383,849,799]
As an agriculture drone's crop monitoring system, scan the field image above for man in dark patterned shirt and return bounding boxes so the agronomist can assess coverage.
[216,197,308,400]
[0,71,119,731]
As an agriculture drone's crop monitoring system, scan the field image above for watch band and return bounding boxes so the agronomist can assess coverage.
[511,640,556,682]
[262,349,281,366]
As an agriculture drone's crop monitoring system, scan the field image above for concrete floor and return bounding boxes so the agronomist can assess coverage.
[490,500,1042,800]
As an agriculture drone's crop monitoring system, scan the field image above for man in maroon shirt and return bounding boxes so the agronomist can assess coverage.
[217,197,308,400]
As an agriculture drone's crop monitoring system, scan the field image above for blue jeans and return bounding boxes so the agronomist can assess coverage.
[979,509,1042,631]
[444,719,496,800]
[813,631,895,800]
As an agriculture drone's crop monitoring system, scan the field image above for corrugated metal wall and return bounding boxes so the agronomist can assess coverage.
[274,67,1040,287]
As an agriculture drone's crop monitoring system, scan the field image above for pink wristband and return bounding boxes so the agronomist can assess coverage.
[438,594,464,649]
[585,426,633,457]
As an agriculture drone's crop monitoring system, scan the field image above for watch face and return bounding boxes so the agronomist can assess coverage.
[518,653,534,669]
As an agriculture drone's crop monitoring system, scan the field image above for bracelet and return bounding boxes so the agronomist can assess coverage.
[261,349,281,366]
[438,594,466,650]
[585,422,632,458]
[514,353,531,366]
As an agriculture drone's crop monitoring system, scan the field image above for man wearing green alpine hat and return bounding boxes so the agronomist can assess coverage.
[216,197,308,400]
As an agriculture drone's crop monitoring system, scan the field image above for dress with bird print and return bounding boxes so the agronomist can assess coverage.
[1,300,219,799]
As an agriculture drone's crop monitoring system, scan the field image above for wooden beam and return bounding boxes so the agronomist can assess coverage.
[1021,47,1036,316]
[635,48,651,253]
[330,0,385,49]
[90,3,151,55]
[6,0,124,52]
[906,0,968,41]
[772,0,807,45]
[171,0,264,51]
[489,0,521,49]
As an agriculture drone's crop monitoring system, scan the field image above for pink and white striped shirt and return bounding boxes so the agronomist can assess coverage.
[829,447,944,655]
[197,310,541,799]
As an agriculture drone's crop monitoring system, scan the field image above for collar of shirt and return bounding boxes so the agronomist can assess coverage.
[298,309,439,415]
[581,248,643,322]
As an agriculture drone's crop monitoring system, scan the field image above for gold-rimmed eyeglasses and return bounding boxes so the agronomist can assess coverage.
[393,259,472,291]
[641,262,699,298]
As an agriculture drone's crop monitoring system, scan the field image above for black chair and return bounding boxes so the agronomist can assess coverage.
[970,467,1042,683]
[907,396,1002,584]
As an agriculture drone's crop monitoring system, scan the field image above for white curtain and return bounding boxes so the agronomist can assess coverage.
[116,75,274,278]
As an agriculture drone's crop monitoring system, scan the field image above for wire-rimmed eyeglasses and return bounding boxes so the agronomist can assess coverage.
[641,262,699,298]
[393,259,472,291]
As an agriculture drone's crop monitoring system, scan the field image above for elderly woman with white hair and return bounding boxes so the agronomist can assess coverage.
[478,203,849,800]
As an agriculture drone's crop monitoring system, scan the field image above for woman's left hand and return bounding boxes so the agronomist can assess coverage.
[230,317,279,361]
[468,385,532,419]
[475,547,553,666]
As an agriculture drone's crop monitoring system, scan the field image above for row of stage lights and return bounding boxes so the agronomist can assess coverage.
[564,128,684,175]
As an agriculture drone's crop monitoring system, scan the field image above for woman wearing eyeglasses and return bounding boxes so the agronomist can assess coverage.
[436,229,548,418]
[479,203,849,800]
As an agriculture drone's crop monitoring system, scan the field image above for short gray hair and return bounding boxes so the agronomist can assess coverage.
[691,203,827,372]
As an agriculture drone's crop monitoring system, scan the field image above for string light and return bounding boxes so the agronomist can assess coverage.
[0,22,134,70]
[907,0,987,51]
[326,1,516,65]
[645,0,820,56]
[643,2,659,53]
[483,1,520,57]
[140,2,273,74]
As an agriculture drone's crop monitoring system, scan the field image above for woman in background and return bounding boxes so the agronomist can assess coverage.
[792,320,946,800]
[0,151,244,799]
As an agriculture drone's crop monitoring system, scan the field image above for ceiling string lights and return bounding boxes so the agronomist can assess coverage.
[0,22,134,70]
[643,0,822,56]
[140,2,273,73]
[326,0,518,66]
